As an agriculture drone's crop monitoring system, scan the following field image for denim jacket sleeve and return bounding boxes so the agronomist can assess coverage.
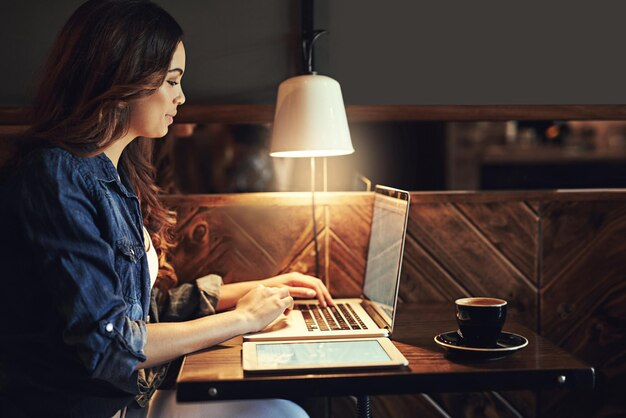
[155,274,223,322]
[135,274,222,407]
[19,151,147,392]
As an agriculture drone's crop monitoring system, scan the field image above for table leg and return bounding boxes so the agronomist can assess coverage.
[356,395,372,418]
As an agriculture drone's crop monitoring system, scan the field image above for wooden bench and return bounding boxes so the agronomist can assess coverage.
[164,190,626,418]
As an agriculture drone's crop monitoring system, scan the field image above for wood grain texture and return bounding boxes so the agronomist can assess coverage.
[540,199,626,418]
[326,202,371,297]
[177,305,594,408]
[404,202,537,330]
[170,202,325,284]
[163,191,625,418]
[6,105,626,124]
[400,233,470,304]
[455,201,539,285]
[164,192,372,208]
[166,194,372,294]
[344,105,626,122]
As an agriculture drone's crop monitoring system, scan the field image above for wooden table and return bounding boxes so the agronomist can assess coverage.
[176,304,594,416]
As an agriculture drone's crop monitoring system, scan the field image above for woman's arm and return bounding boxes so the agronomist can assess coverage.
[216,272,334,311]
[139,285,292,369]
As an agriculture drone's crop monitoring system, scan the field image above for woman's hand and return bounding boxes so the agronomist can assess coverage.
[261,272,334,307]
[142,285,293,367]
[235,285,293,332]
[217,272,334,312]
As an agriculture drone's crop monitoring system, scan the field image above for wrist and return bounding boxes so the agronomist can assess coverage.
[258,277,272,287]
[261,276,284,288]
[232,307,259,334]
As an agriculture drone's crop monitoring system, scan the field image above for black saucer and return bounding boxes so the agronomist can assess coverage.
[434,331,528,359]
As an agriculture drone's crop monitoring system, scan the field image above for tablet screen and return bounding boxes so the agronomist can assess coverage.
[256,340,391,367]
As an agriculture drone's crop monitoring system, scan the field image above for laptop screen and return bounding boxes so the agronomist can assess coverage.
[362,185,410,328]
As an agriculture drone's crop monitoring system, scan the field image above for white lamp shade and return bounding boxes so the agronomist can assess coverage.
[270,74,354,158]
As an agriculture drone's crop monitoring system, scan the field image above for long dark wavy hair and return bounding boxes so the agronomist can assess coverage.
[26,0,182,292]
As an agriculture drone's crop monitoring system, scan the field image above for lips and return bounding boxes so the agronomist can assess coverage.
[166,113,176,124]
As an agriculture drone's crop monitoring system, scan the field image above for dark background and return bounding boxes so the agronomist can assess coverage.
[3,1,626,106]
[2,1,626,192]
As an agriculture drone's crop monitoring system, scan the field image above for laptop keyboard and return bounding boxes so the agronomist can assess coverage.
[295,303,368,332]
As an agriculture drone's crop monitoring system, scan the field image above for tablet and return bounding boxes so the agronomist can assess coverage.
[242,337,409,373]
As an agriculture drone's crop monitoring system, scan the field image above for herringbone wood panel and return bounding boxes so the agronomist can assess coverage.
[540,200,626,418]
[403,201,538,330]
[164,192,626,418]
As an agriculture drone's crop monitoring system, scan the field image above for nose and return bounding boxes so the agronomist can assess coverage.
[175,87,185,106]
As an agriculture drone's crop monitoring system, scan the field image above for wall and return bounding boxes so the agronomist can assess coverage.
[3,1,626,106]
[0,0,297,106]
[323,1,626,105]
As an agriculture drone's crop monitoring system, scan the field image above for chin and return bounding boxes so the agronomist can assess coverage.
[151,126,169,138]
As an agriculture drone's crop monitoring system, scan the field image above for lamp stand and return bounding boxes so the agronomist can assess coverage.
[323,157,330,283]
[310,157,320,278]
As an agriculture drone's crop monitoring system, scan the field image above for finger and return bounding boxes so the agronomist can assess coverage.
[290,273,321,286]
[306,279,329,307]
[277,273,333,307]
[300,277,331,307]
[287,274,330,305]
[279,295,294,313]
[318,282,334,307]
[261,285,277,298]
[275,286,290,298]
[313,284,326,307]
[287,287,317,299]
[245,284,266,298]
[282,297,295,315]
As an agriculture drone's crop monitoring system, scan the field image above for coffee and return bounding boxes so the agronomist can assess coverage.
[455,297,507,347]
[456,297,507,307]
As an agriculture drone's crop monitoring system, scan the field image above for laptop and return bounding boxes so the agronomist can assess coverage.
[244,185,410,341]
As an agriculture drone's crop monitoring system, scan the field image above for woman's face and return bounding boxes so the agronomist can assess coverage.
[129,42,186,139]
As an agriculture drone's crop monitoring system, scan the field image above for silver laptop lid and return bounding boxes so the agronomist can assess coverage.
[362,185,410,334]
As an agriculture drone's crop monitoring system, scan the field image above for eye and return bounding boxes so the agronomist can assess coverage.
[167,80,179,87]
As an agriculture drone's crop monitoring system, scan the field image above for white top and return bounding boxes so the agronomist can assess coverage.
[143,227,158,289]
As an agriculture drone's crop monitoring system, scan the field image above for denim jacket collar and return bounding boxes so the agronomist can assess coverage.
[95,153,138,199]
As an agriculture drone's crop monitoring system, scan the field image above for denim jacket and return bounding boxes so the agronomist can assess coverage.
[0,147,220,418]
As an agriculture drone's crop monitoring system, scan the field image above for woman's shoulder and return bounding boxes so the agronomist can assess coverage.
[6,146,109,198]
[21,146,114,184]
[25,146,85,169]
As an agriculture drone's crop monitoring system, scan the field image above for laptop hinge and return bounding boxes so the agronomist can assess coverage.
[361,300,390,330]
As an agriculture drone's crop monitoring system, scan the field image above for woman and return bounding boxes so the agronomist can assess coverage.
[0,1,331,417]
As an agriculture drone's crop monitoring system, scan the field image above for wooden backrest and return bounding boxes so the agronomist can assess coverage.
[164,190,626,334]
[164,189,626,415]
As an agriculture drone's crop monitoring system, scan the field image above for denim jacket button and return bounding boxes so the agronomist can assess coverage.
[105,323,114,332]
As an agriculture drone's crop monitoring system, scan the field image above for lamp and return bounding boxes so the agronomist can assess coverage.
[269,30,354,278]
[269,74,354,158]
